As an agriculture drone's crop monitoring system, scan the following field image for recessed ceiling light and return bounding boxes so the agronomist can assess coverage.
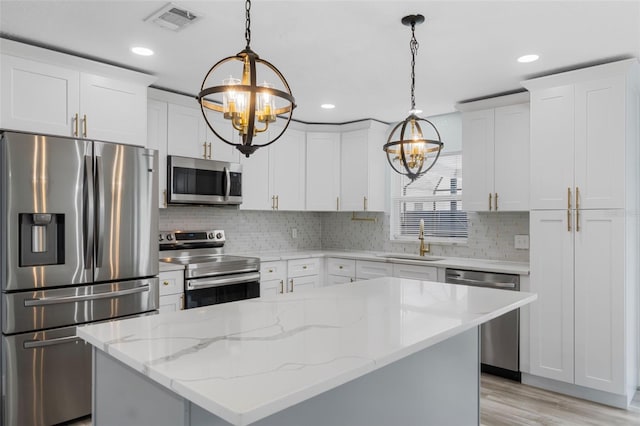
[321,104,335,110]
[517,54,539,63]
[131,46,154,56]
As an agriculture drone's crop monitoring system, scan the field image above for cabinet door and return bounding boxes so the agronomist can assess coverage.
[340,129,368,211]
[574,76,625,209]
[392,264,438,282]
[240,147,272,210]
[462,109,494,211]
[261,279,285,297]
[159,293,184,314]
[288,258,320,278]
[271,128,306,210]
[80,73,147,146]
[529,210,574,383]
[159,270,183,297]
[167,103,207,158]
[206,110,240,163]
[1,54,79,137]
[306,132,340,211]
[147,99,168,208]
[574,209,625,393]
[356,261,393,280]
[289,275,319,293]
[530,85,575,210]
[494,103,530,211]
[327,275,353,286]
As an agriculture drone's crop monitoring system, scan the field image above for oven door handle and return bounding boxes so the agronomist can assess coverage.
[187,272,261,290]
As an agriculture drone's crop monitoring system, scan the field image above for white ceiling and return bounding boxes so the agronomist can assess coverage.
[1,1,639,124]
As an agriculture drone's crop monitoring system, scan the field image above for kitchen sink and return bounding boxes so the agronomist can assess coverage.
[377,254,444,262]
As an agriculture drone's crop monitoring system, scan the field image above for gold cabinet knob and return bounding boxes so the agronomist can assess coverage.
[163,281,169,286]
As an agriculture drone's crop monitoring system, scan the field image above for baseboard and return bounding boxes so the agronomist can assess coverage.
[521,373,630,409]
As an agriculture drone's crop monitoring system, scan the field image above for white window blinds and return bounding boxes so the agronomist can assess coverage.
[391,151,468,241]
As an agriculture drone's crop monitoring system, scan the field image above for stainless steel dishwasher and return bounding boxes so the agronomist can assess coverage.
[445,268,521,381]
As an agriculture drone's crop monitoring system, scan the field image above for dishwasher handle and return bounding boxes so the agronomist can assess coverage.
[446,276,517,289]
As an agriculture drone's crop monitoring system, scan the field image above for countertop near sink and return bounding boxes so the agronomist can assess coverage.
[229,250,530,276]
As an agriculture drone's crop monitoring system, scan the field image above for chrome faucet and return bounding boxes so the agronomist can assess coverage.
[419,219,430,256]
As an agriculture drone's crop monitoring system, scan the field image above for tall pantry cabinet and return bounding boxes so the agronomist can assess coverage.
[522,59,639,407]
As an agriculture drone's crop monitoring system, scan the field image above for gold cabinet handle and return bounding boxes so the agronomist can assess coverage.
[576,209,580,232]
[82,114,87,137]
[202,142,207,159]
[279,280,284,294]
[163,190,167,207]
[271,195,275,210]
[494,193,498,211]
[336,197,340,211]
[276,195,279,210]
[575,186,580,210]
[350,278,355,283]
[567,209,572,232]
[489,193,492,211]
[289,279,294,292]
[568,187,571,209]
[180,294,184,310]
[163,281,169,286]
[74,113,79,136]
[364,196,368,211]
[208,142,212,159]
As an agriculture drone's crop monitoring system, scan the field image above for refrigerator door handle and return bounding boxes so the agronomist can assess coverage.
[224,166,231,200]
[95,155,105,268]
[23,335,84,349]
[83,155,94,269]
[24,284,150,307]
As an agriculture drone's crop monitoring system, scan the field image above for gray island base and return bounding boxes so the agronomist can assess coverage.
[92,327,479,426]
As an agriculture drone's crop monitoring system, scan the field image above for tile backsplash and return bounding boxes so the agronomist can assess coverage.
[159,207,323,253]
[160,207,529,262]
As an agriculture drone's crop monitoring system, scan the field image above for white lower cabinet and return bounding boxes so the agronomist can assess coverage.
[356,261,393,280]
[392,263,439,282]
[159,270,184,314]
[529,209,631,396]
[327,258,356,285]
[260,258,321,296]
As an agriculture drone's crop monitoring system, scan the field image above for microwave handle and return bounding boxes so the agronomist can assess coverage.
[224,166,231,199]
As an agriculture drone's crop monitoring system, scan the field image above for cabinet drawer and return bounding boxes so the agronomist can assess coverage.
[261,261,287,281]
[327,258,356,277]
[392,264,438,282]
[159,270,184,296]
[356,260,393,280]
[287,258,320,278]
[327,274,353,286]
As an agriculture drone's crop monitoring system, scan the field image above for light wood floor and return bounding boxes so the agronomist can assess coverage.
[481,374,640,426]
[66,374,640,425]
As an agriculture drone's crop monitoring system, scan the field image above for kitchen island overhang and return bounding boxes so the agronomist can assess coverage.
[78,277,537,426]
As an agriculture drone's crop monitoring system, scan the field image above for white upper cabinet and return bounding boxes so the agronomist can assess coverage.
[270,127,306,211]
[240,146,272,210]
[306,132,341,211]
[339,121,387,212]
[524,60,634,211]
[459,94,530,212]
[167,103,208,159]
[0,41,154,145]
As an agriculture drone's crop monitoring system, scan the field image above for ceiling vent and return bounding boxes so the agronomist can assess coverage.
[145,3,200,31]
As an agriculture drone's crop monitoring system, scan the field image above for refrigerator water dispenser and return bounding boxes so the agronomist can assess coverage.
[19,213,65,266]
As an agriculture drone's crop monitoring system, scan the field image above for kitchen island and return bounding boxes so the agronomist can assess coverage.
[78,277,536,426]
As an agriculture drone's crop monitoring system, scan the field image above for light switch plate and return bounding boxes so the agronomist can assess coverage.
[291,228,298,239]
[514,235,529,249]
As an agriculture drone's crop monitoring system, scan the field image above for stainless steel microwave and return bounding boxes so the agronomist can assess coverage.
[167,156,242,205]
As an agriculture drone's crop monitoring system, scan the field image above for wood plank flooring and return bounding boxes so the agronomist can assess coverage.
[481,374,640,426]
[66,374,640,425]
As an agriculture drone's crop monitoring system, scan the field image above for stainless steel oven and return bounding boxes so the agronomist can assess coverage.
[159,230,260,309]
[167,156,242,205]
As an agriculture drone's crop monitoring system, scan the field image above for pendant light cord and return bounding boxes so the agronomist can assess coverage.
[409,22,419,112]
[245,0,251,48]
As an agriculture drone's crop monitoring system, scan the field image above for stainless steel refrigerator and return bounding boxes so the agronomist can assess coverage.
[0,131,159,426]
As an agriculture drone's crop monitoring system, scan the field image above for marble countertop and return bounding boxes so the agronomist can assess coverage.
[231,249,530,275]
[78,277,536,425]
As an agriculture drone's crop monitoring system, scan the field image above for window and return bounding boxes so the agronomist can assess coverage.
[390,151,467,242]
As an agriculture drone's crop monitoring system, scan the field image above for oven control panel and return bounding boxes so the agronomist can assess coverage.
[159,230,225,245]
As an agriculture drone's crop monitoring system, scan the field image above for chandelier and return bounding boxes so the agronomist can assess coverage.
[383,14,443,182]
[197,0,295,157]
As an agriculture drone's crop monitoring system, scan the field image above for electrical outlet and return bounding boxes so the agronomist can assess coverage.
[514,235,529,249]
[291,228,298,239]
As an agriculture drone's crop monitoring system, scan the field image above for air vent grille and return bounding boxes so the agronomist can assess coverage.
[145,3,200,31]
